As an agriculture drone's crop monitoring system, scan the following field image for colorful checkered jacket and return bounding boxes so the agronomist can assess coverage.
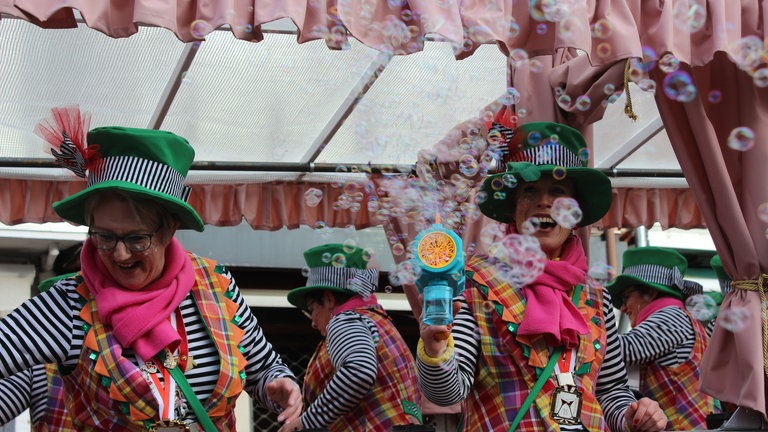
[303,305,422,432]
[462,256,609,431]
[59,254,246,430]
[32,364,76,432]
[639,308,716,429]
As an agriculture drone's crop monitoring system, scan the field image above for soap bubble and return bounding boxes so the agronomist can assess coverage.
[551,197,583,229]
[727,127,755,151]
[685,294,718,321]
[718,306,751,333]
[587,262,615,289]
[304,188,324,207]
[488,234,546,288]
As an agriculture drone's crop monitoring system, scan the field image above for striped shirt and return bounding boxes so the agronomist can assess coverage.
[0,267,295,423]
[418,287,636,432]
[0,365,46,424]
[302,312,379,429]
[619,307,695,367]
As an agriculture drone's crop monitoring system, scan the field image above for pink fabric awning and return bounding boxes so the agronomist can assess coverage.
[0,0,642,62]
[0,176,704,231]
[1,0,759,68]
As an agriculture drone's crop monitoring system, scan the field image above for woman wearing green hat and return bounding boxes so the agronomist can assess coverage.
[281,243,426,432]
[607,246,716,430]
[0,107,302,431]
[416,121,666,432]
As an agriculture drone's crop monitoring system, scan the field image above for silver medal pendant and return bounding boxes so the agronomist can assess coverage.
[551,384,583,425]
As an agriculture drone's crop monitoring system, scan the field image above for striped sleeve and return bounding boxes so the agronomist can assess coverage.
[0,367,32,425]
[218,268,298,412]
[618,306,694,367]
[595,288,637,432]
[0,365,60,427]
[0,279,81,377]
[416,296,478,406]
[28,364,48,425]
[705,319,715,338]
[301,312,378,429]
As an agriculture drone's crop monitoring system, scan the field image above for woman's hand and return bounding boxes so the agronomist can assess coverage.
[624,397,668,431]
[419,321,453,358]
[418,297,462,358]
[267,377,303,425]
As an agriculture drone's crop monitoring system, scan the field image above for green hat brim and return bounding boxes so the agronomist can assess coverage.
[53,180,204,232]
[287,284,353,309]
[38,272,78,292]
[606,274,683,309]
[479,166,612,227]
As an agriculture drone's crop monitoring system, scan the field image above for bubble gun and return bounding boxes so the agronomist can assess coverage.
[413,215,465,325]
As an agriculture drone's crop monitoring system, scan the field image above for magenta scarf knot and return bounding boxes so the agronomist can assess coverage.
[516,235,590,349]
[80,237,194,359]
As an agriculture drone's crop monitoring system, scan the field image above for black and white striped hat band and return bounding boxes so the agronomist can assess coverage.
[622,264,703,297]
[307,267,379,297]
[508,143,582,167]
[88,156,191,202]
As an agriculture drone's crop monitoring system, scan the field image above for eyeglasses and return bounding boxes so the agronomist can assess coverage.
[88,230,159,252]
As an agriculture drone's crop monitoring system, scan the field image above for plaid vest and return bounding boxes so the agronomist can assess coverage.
[303,305,422,432]
[32,364,76,432]
[640,308,716,430]
[462,256,609,432]
[61,254,246,431]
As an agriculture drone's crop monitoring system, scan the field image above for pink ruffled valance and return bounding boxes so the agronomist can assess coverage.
[0,178,381,230]
[0,0,641,62]
[0,176,701,230]
[2,0,762,67]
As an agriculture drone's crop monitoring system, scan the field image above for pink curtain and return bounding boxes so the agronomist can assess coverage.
[0,0,639,61]
[602,187,705,230]
[627,0,768,418]
[649,52,768,417]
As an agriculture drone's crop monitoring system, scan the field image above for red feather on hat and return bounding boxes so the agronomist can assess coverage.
[484,105,518,168]
[34,105,98,178]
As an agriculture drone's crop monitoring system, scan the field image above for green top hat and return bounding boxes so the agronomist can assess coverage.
[52,127,204,231]
[478,122,612,227]
[710,254,732,294]
[287,243,378,309]
[606,246,703,308]
[709,254,731,282]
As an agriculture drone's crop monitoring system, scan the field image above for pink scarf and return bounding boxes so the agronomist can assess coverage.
[80,237,194,360]
[333,294,380,316]
[635,297,684,326]
[517,235,590,349]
